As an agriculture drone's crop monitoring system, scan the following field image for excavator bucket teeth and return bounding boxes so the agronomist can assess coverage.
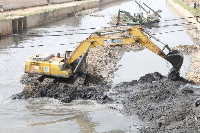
[165,50,183,71]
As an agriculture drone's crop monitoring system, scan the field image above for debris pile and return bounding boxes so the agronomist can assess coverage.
[111,72,200,132]
[12,73,112,104]
[173,44,200,54]
[13,42,143,102]
[96,26,132,38]
[86,44,143,83]
[186,50,200,85]
[86,26,143,83]
[110,15,127,25]
[75,8,102,17]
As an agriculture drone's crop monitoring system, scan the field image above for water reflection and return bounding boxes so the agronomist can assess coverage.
[25,98,133,133]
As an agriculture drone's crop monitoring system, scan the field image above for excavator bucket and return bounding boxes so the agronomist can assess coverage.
[165,50,183,71]
[165,50,183,80]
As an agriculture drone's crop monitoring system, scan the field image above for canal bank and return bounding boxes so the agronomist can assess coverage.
[167,0,200,43]
[0,0,122,36]
[167,0,200,85]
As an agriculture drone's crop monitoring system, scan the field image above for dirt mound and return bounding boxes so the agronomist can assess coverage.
[186,50,200,85]
[85,26,143,83]
[111,72,200,132]
[173,44,200,54]
[86,45,143,83]
[109,14,127,26]
[12,73,112,104]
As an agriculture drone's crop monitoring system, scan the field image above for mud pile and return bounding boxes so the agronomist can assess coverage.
[110,72,200,132]
[186,50,200,85]
[86,44,143,83]
[12,73,112,104]
[13,70,200,132]
[173,44,200,54]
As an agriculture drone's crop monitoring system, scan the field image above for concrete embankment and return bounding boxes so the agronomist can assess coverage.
[167,0,200,85]
[1,0,73,10]
[167,0,200,41]
[0,0,122,36]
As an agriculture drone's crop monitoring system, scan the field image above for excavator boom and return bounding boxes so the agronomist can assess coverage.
[67,34,136,64]
[128,26,166,58]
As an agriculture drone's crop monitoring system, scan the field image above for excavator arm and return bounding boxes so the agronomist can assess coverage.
[67,34,136,64]
[68,26,183,80]
[128,26,166,58]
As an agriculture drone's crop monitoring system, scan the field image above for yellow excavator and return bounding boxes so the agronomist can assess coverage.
[25,26,183,82]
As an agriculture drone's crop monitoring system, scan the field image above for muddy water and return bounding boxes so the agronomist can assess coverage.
[0,0,196,132]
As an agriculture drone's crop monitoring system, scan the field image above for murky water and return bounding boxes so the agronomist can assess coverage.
[0,0,196,132]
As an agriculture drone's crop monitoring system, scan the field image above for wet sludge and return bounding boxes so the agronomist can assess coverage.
[115,72,200,132]
[12,73,112,104]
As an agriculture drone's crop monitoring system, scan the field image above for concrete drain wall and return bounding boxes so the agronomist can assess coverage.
[12,17,25,34]
[0,0,122,36]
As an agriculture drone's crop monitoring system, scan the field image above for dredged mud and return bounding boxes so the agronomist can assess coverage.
[12,73,112,104]
[113,72,200,132]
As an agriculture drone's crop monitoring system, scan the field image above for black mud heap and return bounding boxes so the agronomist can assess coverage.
[12,73,112,104]
[112,72,200,133]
